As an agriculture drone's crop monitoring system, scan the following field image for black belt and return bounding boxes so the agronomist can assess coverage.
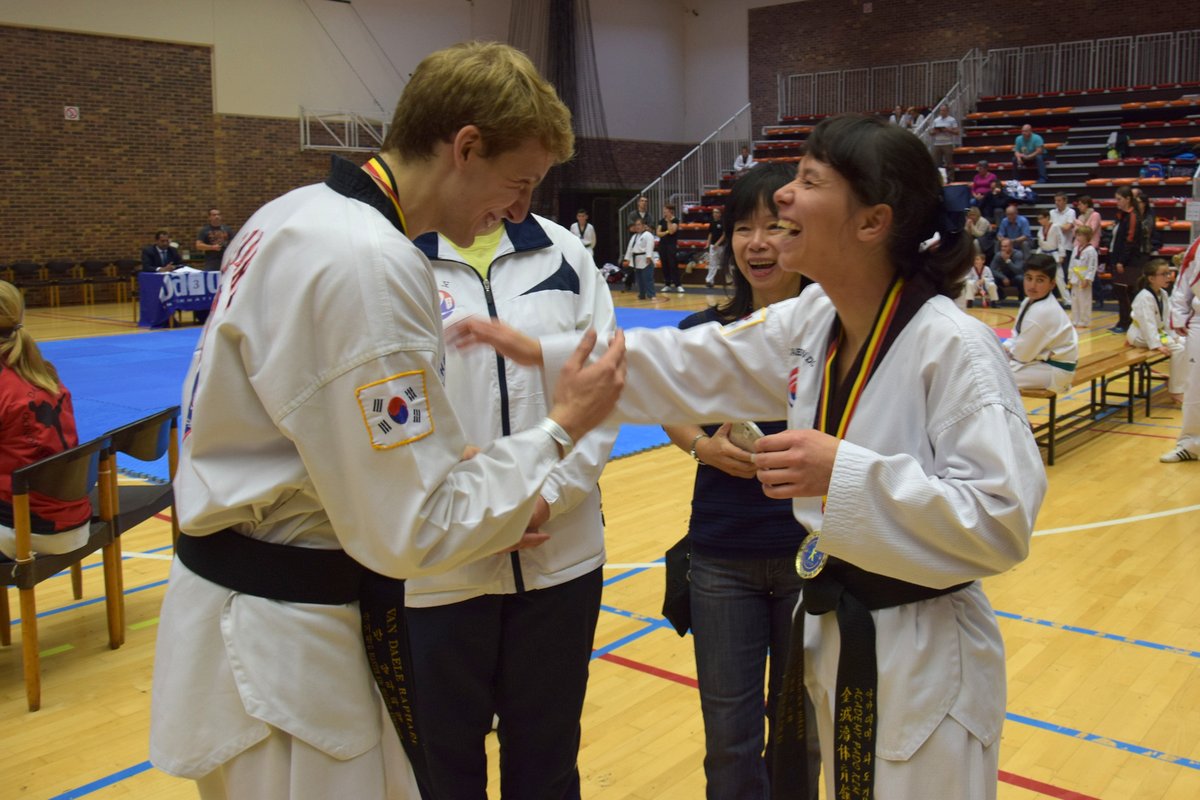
[174,529,364,604]
[174,529,435,798]
[771,557,971,800]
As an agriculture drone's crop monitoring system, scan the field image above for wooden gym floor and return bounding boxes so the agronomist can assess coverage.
[2,292,1198,799]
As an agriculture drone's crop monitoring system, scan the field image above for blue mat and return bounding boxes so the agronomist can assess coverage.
[43,329,200,483]
[609,307,690,458]
[40,306,691,482]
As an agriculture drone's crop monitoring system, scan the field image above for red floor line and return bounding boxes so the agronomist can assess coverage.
[153,512,172,522]
[597,652,698,688]
[599,652,1100,799]
[998,769,1103,800]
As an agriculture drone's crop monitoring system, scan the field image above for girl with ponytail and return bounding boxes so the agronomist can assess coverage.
[0,281,92,559]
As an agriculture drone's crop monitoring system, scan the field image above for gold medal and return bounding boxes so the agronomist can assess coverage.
[795,531,827,579]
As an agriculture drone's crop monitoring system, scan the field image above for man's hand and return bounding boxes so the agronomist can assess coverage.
[752,429,840,500]
[547,329,626,443]
[496,496,552,554]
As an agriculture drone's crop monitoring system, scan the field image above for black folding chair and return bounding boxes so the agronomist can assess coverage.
[0,436,118,711]
[104,407,181,545]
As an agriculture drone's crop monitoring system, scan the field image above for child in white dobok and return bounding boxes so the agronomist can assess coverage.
[1005,254,1078,393]
[1127,258,1186,404]
[1067,225,1098,328]
[957,252,999,309]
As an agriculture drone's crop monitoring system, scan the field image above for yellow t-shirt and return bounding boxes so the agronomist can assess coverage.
[448,226,506,279]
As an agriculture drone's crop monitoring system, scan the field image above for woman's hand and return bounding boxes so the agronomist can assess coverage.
[448,315,544,366]
[752,429,840,499]
[695,423,757,479]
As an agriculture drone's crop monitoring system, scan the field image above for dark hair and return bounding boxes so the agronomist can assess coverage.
[1076,194,1093,208]
[155,230,168,238]
[1136,257,1171,293]
[576,208,587,216]
[714,163,807,322]
[1115,185,1134,201]
[1024,253,1062,299]
[804,114,972,298]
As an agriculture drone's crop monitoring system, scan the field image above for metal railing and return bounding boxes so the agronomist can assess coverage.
[778,60,959,119]
[913,49,985,146]
[300,107,388,152]
[981,31,1200,96]
[614,103,751,261]
[779,29,1200,119]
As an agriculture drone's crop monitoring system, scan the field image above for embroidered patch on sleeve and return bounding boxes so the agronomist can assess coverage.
[356,370,434,449]
[721,307,767,336]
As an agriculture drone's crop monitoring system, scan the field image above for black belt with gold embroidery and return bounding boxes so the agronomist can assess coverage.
[771,557,971,800]
[175,529,435,797]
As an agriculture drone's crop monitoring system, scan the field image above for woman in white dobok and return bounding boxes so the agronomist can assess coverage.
[458,114,1045,800]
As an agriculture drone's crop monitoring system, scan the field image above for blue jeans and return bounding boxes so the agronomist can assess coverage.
[635,266,656,298]
[689,552,818,800]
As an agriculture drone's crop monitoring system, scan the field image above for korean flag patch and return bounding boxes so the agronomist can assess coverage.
[356,370,434,449]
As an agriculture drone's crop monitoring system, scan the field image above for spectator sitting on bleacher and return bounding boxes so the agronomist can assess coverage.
[979,179,1011,224]
[733,145,757,176]
[991,237,1026,303]
[970,161,998,206]
[929,105,960,182]
[1074,195,1102,249]
[998,204,1032,258]
[141,230,183,273]
[965,207,993,259]
[1013,124,1048,184]
[888,105,904,125]
[0,281,92,561]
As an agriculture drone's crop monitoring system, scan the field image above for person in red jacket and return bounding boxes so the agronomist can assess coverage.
[0,280,91,560]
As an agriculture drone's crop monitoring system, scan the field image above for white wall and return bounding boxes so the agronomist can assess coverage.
[0,0,794,141]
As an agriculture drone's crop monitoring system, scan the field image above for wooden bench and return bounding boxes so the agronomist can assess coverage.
[1021,348,1168,465]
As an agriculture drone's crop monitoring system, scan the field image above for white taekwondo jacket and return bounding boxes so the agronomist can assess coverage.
[405,214,618,606]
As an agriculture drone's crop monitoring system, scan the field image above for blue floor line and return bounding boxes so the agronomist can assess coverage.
[590,618,671,659]
[602,560,661,587]
[49,760,153,799]
[8,579,168,627]
[995,609,1200,658]
[1005,712,1200,770]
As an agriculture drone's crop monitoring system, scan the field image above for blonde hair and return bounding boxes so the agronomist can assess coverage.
[1074,224,1093,243]
[0,281,61,395]
[382,41,574,164]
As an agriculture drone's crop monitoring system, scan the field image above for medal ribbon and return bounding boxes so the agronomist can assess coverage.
[817,275,906,441]
[363,156,408,233]
[772,275,908,800]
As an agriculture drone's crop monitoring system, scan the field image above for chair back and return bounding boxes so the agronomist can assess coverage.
[10,261,41,279]
[107,407,180,462]
[44,260,77,279]
[113,258,141,277]
[11,436,107,502]
[80,259,113,277]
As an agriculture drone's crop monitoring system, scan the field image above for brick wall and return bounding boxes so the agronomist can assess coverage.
[0,26,357,264]
[748,3,1200,132]
[0,24,690,265]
